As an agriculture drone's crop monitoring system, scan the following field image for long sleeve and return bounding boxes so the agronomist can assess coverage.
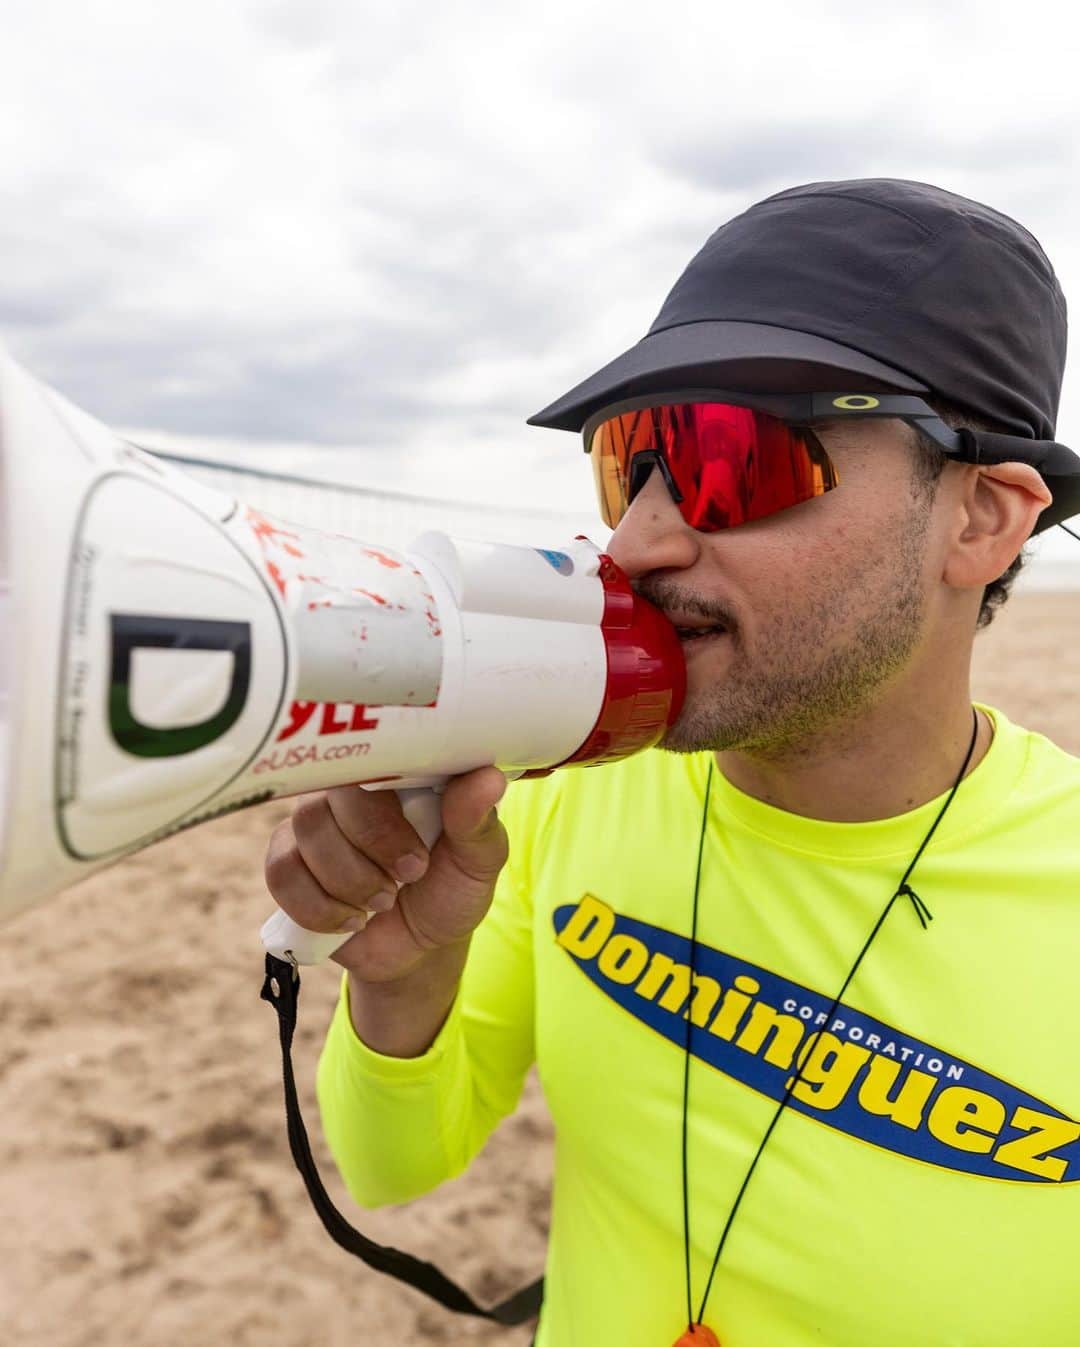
[315,805,537,1208]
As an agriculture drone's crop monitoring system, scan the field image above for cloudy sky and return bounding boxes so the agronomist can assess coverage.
[2,0,1079,557]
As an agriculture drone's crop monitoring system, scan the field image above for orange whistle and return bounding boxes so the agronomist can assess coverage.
[671,1327,721,1347]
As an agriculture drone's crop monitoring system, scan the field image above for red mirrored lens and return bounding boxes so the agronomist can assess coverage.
[589,402,839,532]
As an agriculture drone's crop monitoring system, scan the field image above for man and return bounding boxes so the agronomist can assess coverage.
[263,180,1080,1345]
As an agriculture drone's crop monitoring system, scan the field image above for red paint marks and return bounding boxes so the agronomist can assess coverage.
[267,561,287,598]
[248,507,305,594]
[354,587,389,606]
[307,599,333,609]
[248,507,303,553]
[420,589,441,635]
[362,547,402,570]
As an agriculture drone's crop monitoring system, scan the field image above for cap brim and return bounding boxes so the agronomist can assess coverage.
[527,321,928,432]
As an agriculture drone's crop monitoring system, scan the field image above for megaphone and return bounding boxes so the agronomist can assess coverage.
[0,349,685,963]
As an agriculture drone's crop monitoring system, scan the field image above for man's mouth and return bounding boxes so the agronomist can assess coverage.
[671,620,730,644]
[645,592,737,648]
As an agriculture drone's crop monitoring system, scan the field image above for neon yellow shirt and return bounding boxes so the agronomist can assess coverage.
[317,705,1080,1346]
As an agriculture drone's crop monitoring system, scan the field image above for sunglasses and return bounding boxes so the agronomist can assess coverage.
[583,391,973,534]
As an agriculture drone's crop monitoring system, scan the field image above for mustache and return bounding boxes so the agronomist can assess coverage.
[631,576,739,632]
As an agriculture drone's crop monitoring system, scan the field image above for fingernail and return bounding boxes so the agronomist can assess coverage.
[339,911,370,933]
[394,853,427,883]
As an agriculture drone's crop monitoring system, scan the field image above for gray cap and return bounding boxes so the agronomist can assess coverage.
[528,178,1079,531]
[530,178,1067,435]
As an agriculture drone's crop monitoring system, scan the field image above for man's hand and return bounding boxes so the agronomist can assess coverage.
[263,766,509,984]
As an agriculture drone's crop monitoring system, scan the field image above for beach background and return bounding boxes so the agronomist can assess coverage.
[0,585,1075,1347]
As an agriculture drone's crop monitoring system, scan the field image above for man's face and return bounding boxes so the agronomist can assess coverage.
[605,415,944,755]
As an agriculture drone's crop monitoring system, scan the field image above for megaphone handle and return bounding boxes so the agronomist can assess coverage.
[394,785,446,852]
[259,783,446,966]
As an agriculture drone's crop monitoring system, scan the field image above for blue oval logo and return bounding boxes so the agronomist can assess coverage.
[554,897,1080,1183]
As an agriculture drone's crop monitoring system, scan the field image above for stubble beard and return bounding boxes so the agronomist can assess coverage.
[646,505,933,758]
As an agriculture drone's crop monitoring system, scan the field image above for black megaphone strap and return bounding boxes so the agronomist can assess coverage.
[260,953,544,1327]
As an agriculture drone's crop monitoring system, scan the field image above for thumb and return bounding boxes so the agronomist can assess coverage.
[434,766,510,884]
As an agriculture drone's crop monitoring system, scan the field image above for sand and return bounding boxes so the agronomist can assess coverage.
[1,590,1075,1347]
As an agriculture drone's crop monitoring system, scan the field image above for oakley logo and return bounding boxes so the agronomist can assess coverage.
[554,896,1080,1183]
[831,395,881,410]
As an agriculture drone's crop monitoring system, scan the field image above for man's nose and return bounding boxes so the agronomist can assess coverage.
[606,464,701,580]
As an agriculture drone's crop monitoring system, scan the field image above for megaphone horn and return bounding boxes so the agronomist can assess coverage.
[0,349,686,959]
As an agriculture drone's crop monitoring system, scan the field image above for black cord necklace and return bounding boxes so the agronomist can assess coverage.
[675,707,981,1346]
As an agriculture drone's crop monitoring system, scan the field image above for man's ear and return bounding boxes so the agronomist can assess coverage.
[942,462,1052,590]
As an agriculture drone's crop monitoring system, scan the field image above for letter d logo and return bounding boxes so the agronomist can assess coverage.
[58,474,287,860]
[108,614,253,757]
